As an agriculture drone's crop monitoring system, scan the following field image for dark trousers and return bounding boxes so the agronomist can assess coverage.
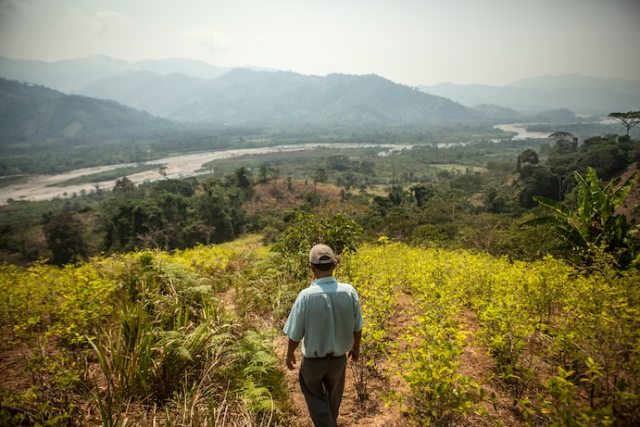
[299,355,347,427]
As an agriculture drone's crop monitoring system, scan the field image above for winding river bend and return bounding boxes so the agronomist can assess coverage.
[493,123,551,140]
[0,143,412,204]
[0,123,549,205]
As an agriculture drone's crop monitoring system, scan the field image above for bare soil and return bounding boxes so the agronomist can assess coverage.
[616,162,639,221]
[246,179,342,214]
[0,328,34,393]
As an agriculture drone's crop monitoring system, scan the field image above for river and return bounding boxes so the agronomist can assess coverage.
[494,123,551,140]
[0,143,412,204]
[0,124,549,205]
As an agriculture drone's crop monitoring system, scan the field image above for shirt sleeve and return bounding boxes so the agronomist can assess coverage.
[352,289,364,332]
[283,293,305,342]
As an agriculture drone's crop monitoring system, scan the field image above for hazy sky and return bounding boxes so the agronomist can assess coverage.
[1,0,639,86]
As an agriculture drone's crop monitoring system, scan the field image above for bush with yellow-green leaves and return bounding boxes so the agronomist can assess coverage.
[343,242,640,425]
[0,236,290,426]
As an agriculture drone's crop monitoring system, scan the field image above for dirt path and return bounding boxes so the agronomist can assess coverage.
[457,310,522,426]
[272,304,524,426]
[274,333,406,427]
[229,240,521,426]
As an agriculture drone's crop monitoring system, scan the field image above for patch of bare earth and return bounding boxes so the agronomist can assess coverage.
[274,333,406,427]
[246,179,341,214]
[457,310,522,426]
[0,327,33,393]
[616,162,639,221]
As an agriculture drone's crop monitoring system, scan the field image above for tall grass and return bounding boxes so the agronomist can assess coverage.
[88,248,289,426]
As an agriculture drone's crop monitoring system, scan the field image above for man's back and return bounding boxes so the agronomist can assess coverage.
[283,244,364,426]
[287,277,362,358]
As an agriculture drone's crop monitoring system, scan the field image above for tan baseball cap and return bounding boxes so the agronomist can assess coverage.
[309,244,336,264]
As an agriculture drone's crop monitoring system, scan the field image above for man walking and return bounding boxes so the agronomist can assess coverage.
[283,244,364,427]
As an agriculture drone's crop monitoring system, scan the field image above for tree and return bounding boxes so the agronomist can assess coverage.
[578,136,628,181]
[313,168,328,186]
[327,155,351,171]
[43,212,87,265]
[517,149,539,173]
[549,131,578,155]
[113,177,135,194]
[103,199,163,251]
[196,192,233,243]
[517,164,558,208]
[273,212,363,278]
[387,185,407,206]
[608,111,640,136]
[411,184,435,208]
[234,167,253,190]
[152,179,194,197]
[521,167,638,268]
[259,164,269,183]
[485,188,507,213]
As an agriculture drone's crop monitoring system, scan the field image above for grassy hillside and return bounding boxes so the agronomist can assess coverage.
[1,236,638,425]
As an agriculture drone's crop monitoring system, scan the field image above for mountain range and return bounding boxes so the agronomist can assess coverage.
[1,55,639,137]
[81,68,475,126]
[420,74,640,115]
[0,55,229,93]
[1,56,480,128]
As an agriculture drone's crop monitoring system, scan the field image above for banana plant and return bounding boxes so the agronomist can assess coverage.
[521,167,638,267]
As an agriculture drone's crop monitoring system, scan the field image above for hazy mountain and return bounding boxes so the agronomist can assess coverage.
[132,58,229,80]
[0,78,173,143]
[91,68,475,125]
[420,75,640,115]
[0,56,228,93]
[508,74,640,96]
[80,68,477,126]
[81,71,211,117]
[472,104,522,121]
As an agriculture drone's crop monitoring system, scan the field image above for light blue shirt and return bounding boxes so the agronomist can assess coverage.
[283,276,364,358]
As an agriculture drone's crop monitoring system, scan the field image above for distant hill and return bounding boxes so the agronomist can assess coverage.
[81,71,214,118]
[0,78,174,143]
[85,68,477,126]
[0,56,229,93]
[472,104,522,122]
[421,74,640,115]
[508,74,640,95]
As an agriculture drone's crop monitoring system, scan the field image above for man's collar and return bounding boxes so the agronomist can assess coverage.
[312,276,338,286]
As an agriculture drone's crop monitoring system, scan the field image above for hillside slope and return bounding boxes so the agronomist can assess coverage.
[1,238,638,425]
[0,78,174,144]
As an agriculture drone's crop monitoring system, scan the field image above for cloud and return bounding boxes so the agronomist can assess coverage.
[67,7,132,36]
[185,27,233,52]
[94,9,131,35]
